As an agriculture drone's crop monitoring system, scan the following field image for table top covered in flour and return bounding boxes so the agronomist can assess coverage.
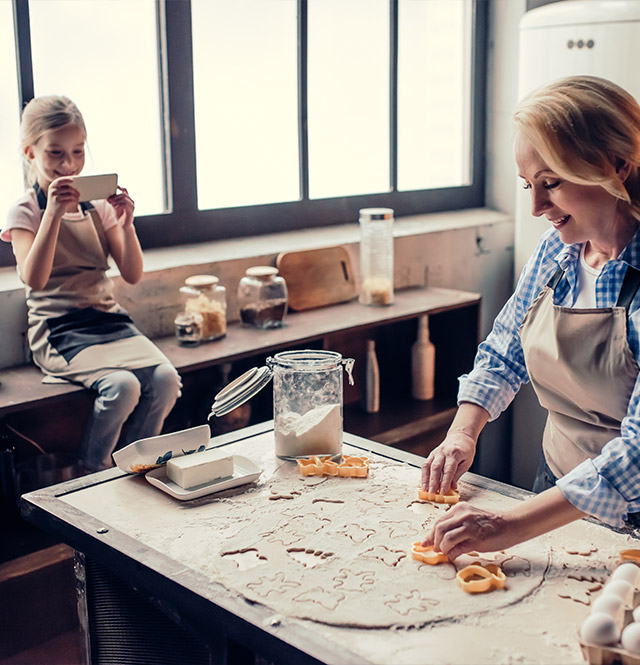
[21,422,640,665]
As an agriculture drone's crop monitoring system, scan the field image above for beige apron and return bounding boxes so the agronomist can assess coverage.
[24,202,169,388]
[520,266,640,478]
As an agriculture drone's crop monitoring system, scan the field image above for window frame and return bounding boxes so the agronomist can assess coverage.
[3,0,487,266]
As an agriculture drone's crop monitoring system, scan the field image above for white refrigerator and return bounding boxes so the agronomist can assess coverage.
[512,0,640,488]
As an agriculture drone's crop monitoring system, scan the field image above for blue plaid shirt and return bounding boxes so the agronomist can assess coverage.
[458,226,640,528]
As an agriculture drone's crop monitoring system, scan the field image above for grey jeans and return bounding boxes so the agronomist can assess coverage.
[79,363,181,471]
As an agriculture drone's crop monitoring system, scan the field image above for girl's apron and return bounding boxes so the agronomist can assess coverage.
[25,205,169,388]
[520,266,640,478]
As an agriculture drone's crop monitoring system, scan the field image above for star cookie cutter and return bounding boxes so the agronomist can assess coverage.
[456,563,506,594]
[417,488,460,505]
[411,542,449,565]
[297,454,369,478]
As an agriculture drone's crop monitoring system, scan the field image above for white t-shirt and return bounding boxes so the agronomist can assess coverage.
[573,244,600,309]
[1,187,119,243]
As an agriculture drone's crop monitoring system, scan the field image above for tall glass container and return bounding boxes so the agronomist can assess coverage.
[358,207,394,306]
[267,350,355,460]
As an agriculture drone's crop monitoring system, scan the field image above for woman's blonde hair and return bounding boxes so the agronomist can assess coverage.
[513,75,640,222]
[20,95,86,186]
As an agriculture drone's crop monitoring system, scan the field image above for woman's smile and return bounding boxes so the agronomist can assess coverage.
[549,214,570,229]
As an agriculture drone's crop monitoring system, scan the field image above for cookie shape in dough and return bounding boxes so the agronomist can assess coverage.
[562,542,598,556]
[456,563,506,594]
[417,488,460,505]
[411,543,449,565]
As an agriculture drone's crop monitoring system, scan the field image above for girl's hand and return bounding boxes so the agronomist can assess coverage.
[48,176,80,217]
[421,502,512,561]
[107,186,135,228]
[421,430,476,495]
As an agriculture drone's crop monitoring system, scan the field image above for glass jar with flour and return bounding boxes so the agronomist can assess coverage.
[210,350,355,459]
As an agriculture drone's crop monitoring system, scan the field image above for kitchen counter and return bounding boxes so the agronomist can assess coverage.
[21,423,639,665]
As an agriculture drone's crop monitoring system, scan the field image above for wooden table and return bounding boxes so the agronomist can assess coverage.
[21,423,639,665]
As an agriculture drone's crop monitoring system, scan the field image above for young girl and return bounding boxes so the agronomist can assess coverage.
[1,95,181,471]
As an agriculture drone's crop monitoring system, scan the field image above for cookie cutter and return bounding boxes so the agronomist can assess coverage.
[417,488,460,505]
[338,455,369,478]
[411,542,449,565]
[620,549,640,564]
[297,454,369,478]
[456,563,506,594]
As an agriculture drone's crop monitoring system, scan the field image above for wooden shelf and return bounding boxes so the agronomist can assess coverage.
[344,396,457,447]
[0,287,480,416]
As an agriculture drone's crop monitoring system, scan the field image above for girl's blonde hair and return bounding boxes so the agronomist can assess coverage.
[514,75,640,223]
[21,95,86,186]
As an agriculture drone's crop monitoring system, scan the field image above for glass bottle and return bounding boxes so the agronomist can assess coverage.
[238,266,288,329]
[176,274,226,344]
[411,314,436,400]
[358,207,394,306]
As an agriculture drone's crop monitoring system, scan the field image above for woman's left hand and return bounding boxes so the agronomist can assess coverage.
[108,186,135,228]
[422,502,513,561]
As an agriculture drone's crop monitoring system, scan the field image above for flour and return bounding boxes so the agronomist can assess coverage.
[275,403,342,457]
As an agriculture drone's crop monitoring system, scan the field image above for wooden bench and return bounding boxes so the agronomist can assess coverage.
[0,287,481,456]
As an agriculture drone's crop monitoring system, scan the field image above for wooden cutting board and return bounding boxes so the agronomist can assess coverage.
[276,246,357,311]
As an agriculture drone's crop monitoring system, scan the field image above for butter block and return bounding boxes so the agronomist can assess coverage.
[166,449,234,489]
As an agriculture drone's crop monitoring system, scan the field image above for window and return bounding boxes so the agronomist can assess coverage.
[307,0,390,199]
[398,0,472,191]
[0,2,23,228]
[28,0,164,216]
[2,0,486,266]
[192,0,299,210]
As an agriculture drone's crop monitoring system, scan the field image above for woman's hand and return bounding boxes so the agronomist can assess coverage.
[107,186,135,228]
[422,487,588,561]
[48,176,80,217]
[422,502,513,561]
[421,402,489,495]
[422,430,476,495]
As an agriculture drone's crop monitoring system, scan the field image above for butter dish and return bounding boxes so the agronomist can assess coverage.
[112,424,211,474]
[145,455,261,500]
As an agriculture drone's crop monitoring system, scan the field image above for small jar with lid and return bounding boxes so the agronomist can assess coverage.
[238,266,288,329]
[175,274,226,344]
[358,207,394,306]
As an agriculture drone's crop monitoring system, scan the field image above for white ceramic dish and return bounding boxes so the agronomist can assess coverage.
[145,455,261,500]
[112,424,211,474]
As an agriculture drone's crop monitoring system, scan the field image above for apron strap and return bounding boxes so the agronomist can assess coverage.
[87,207,110,261]
[616,265,640,311]
[546,267,565,290]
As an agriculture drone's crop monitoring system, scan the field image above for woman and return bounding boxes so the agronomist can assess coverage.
[422,75,640,560]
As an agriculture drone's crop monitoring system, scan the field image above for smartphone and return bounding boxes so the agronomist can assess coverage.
[69,174,118,202]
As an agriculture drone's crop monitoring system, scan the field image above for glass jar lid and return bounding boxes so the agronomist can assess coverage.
[268,349,343,370]
[359,207,394,221]
[210,365,273,417]
[245,266,279,279]
[185,274,219,288]
[209,349,355,418]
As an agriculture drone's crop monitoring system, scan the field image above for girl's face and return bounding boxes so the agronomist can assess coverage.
[515,134,622,248]
[25,123,86,191]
